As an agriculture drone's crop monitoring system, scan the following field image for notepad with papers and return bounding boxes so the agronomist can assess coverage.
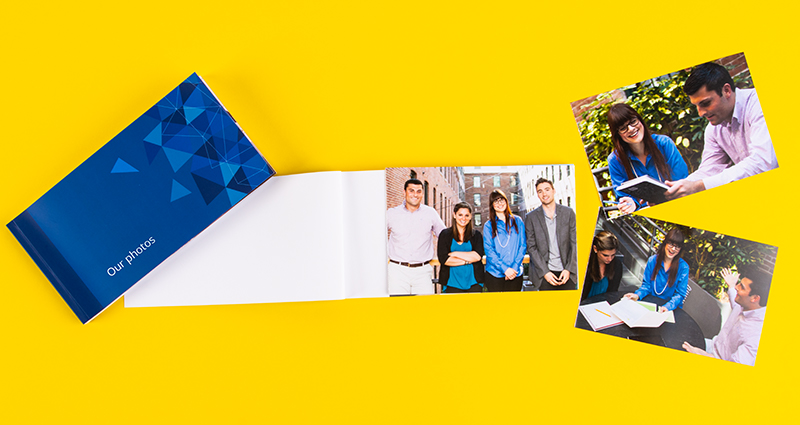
[578,301,623,331]
[610,298,672,328]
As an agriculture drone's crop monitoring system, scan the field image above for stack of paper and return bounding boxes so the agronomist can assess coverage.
[610,298,671,328]
[578,301,623,331]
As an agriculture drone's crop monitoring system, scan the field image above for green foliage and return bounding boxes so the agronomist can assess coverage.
[577,66,753,201]
[629,217,776,298]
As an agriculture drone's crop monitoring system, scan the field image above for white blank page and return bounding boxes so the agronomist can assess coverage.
[124,170,388,307]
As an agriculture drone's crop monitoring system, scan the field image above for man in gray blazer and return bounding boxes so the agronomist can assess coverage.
[524,178,578,291]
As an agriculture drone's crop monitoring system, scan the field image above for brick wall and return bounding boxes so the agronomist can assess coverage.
[756,245,779,277]
[465,172,523,227]
[717,52,750,83]
[570,89,626,125]
[386,167,463,227]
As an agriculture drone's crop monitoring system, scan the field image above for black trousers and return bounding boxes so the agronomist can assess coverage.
[443,284,484,293]
[485,274,523,292]
[538,270,577,291]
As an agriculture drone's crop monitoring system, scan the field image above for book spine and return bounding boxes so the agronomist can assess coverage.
[7,212,103,324]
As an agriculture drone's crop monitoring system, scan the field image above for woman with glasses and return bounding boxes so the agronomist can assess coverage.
[437,202,485,293]
[606,103,689,214]
[581,231,623,301]
[623,228,689,312]
[482,189,526,292]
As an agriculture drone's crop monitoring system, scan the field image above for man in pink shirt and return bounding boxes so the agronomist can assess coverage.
[666,62,778,199]
[682,267,770,366]
[386,179,446,295]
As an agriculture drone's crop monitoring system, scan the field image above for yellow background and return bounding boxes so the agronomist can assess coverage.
[1,1,797,423]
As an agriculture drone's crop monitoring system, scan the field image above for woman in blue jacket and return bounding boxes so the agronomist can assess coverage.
[483,189,526,292]
[606,104,689,214]
[623,228,689,312]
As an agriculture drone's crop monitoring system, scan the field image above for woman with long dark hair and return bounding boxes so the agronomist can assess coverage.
[437,202,485,293]
[623,228,689,312]
[606,103,689,214]
[482,189,526,292]
[581,231,623,300]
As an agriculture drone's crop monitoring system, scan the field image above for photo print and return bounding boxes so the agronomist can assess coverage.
[571,53,778,219]
[576,208,777,366]
[385,165,577,296]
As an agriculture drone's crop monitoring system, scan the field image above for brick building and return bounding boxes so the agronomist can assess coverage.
[385,167,465,227]
[463,166,524,228]
[518,164,576,214]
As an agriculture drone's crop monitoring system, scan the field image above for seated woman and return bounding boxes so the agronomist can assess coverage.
[623,228,689,312]
[437,202,485,293]
[482,189,526,292]
[606,103,689,214]
[580,231,622,300]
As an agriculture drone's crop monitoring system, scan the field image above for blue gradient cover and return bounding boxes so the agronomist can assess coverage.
[8,73,275,323]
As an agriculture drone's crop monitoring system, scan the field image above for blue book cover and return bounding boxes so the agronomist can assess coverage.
[8,73,275,323]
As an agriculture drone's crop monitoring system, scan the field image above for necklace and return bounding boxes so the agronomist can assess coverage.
[654,261,669,295]
[496,219,512,248]
[630,156,663,182]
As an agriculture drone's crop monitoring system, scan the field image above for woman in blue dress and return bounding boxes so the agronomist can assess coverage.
[623,228,689,312]
[606,104,689,214]
[482,189,526,292]
[581,231,622,300]
[437,202,485,293]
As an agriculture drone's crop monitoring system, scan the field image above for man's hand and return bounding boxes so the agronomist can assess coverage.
[665,179,705,200]
[557,270,571,285]
[682,341,713,357]
[658,306,669,313]
[682,341,702,354]
[623,293,639,301]
[618,197,636,214]
[721,268,740,288]
[544,271,559,286]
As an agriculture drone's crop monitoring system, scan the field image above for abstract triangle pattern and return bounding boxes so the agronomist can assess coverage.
[138,73,274,206]
[111,158,139,174]
[170,179,192,202]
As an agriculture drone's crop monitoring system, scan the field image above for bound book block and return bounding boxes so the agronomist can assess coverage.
[8,73,274,323]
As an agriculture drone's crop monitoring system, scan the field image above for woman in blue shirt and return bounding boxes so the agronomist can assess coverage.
[483,189,526,292]
[623,228,689,312]
[606,104,689,214]
[437,202,485,293]
[581,231,622,300]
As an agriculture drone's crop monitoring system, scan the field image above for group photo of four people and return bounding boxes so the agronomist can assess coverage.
[386,175,577,295]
